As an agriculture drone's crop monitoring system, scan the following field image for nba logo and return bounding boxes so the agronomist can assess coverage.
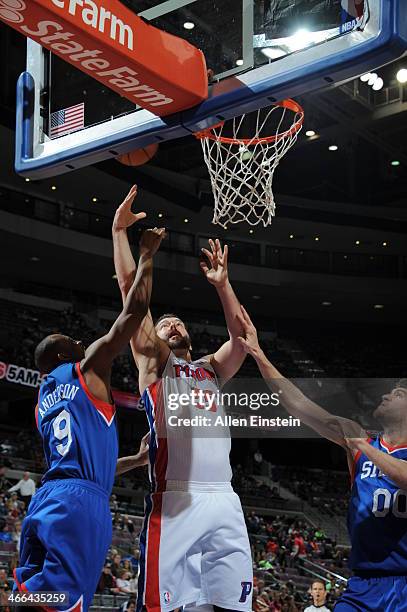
[239,581,253,603]
[163,591,171,604]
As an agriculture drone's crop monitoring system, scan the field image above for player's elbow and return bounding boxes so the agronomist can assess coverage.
[125,287,150,318]
[118,277,133,298]
[133,298,149,320]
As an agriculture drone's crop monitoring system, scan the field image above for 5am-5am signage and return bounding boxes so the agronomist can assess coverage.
[0,361,45,388]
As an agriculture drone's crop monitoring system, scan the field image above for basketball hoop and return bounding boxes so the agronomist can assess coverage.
[195,99,304,228]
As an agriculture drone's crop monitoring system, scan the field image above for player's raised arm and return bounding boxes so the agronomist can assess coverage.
[200,239,246,382]
[112,185,146,300]
[81,228,166,398]
[236,305,366,450]
[112,187,169,391]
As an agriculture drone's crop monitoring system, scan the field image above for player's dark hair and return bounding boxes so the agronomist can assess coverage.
[155,313,188,329]
[34,334,64,374]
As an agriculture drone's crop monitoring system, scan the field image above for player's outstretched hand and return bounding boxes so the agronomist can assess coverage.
[339,420,368,451]
[113,185,147,231]
[236,305,262,358]
[136,432,150,467]
[139,227,166,258]
[200,238,229,287]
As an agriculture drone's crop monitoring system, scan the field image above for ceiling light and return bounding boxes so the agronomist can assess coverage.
[51,185,57,191]
[360,73,371,82]
[183,22,195,30]
[289,234,294,239]
[367,73,378,86]
[391,160,400,167]
[92,197,98,203]
[355,240,360,245]
[236,59,244,66]
[183,286,191,291]
[374,304,384,310]
[396,68,407,84]
[25,178,30,182]
[184,218,189,223]
[252,295,261,300]
[305,130,316,137]
[382,241,387,246]
[158,213,163,218]
[30,256,40,262]
[372,77,384,91]
[261,47,286,60]
[322,301,331,306]
[249,229,254,234]
[329,145,338,151]
[112,274,117,280]
[315,236,320,241]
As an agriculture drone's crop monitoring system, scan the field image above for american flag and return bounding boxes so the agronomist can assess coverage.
[50,103,85,139]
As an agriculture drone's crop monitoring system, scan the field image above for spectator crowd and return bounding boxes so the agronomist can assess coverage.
[0,454,350,611]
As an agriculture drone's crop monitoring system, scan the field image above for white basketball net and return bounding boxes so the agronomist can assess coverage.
[196,100,304,228]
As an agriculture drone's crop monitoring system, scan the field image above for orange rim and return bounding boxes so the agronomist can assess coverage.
[195,99,304,145]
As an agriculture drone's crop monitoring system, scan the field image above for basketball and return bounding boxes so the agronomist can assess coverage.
[117,143,159,167]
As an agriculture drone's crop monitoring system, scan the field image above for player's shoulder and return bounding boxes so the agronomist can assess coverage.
[45,361,76,379]
[378,436,407,456]
[192,354,213,365]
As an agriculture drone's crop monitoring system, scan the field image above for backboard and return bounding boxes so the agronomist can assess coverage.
[14,0,407,178]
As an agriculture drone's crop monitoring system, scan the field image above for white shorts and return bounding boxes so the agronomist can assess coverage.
[137,481,253,612]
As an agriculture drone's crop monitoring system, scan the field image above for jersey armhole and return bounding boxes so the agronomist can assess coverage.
[202,354,222,388]
[349,437,373,487]
[75,362,116,426]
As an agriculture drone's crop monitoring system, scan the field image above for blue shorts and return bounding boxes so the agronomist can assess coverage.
[13,479,112,612]
[335,575,407,611]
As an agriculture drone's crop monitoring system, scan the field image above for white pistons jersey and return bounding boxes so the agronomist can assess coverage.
[138,353,253,612]
[141,352,232,489]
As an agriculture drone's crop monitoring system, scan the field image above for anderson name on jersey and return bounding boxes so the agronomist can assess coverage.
[36,362,118,494]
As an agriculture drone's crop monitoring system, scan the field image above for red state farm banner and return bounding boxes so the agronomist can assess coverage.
[0,0,208,116]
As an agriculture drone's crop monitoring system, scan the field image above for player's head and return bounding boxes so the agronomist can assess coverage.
[155,314,192,351]
[310,580,326,605]
[34,334,85,374]
[374,379,407,425]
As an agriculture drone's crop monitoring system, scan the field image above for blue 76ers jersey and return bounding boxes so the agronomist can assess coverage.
[36,362,118,494]
[348,437,407,573]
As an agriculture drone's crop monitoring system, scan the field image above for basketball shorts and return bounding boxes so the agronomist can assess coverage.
[13,478,112,612]
[335,575,407,611]
[137,482,253,612]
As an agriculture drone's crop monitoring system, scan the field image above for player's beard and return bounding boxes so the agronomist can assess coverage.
[167,332,191,351]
